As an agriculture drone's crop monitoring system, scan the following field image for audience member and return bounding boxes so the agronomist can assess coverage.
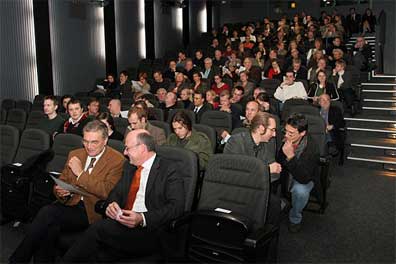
[332,59,356,115]
[211,74,230,95]
[179,87,192,109]
[38,95,65,137]
[189,92,213,123]
[97,112,124,141]
[131,72,151,94]
[217,90,243,129]
[63,99,90,136]
[10,121,125,263]
[108,99,122,118]
[87,98,100,118]
[308,70,339,104]
[150,71,170,94]
[205,89,219,109]
[191,71,209,94]
[274,70,308,103]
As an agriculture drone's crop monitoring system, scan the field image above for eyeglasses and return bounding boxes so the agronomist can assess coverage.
[82,140,101,146]
[283,128,299,136]
[124,144,141,152]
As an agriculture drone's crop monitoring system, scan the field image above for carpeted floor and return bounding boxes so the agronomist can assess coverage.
[1,161,395,263]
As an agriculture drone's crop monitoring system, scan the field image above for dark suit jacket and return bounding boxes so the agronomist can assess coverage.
[332,70,354,91]
[189,102,213,123]
[328,105,345,149]
[105,157,185,230]
[55,147,125,224]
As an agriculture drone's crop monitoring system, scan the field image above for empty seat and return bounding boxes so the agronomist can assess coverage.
[14,129,51,164]
[1,109,7,124]
[26,110,45,129]
[6,108,27,132]
[200,110,233,134]
[0,125,20,166]
[113,117,129,136]
[15,100,32,112]
[149,120,171,138]
[47,134,83,173]
[1,99,16,111]
[107,139,125,154]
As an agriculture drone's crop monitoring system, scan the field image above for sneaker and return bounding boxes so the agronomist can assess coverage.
[288,222,302,233]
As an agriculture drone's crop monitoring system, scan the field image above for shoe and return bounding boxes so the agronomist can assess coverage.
[288,222,302,233]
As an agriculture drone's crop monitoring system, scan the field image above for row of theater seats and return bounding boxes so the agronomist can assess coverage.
[1,123,279,262]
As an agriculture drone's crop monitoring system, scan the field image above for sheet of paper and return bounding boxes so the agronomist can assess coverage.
[50,175,90,196]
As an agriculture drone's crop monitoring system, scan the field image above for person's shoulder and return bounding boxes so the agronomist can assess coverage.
[69,148,86,157]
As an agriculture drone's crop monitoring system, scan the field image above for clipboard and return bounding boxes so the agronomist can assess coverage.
[50,175,90,196]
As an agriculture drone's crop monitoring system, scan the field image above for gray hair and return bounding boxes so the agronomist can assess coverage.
[136,132,156,152]
[83,120,108,139]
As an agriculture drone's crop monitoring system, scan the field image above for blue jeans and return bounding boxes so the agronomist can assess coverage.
[289,179,314,224]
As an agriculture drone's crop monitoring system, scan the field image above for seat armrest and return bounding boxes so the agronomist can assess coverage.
[169,212,193,231]
[94,199,108,216]
[319,155,331,166]
[244,224,279,248]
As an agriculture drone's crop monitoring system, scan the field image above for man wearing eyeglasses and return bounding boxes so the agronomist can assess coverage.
[277,113,320,233]
[62,129,184,262]
[10,120,125,263]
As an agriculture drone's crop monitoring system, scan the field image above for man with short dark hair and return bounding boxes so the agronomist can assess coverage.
[38,95,65,137]
[62,130,185,262]
[277,113,320,233]
[63,99,90,136]
[10,121,125,263]
[189,92,212,123]
[274,70,307,104]
[87,98,100,117]
[150,71,171,94]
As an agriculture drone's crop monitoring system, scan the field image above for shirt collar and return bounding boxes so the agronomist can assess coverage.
[68,114,84,125]
[141,153,156,170]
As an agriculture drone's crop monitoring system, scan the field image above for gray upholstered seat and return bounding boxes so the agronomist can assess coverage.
[47,134,83,173]
[0,125,20,166]
[6,108,27,132]
[14,129,51,164]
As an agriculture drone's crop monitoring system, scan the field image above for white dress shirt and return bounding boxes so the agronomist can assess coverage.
[274,81,308,103]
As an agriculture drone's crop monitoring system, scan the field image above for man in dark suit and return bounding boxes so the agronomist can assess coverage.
[216,90,243,129]
[9,121,125,263]
[332,59,356,115]
[202,57,220,85]
[189,91,213,123]
[346,8,361,36]
[288,58,308,81]
[62,129,185,262]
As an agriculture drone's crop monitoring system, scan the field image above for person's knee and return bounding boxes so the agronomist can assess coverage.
[292,184,311,200]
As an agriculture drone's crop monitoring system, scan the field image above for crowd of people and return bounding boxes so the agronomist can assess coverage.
[8,8,375,263]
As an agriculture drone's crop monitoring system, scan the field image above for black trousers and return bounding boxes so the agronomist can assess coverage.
[62,218,159,263]
[340,88,356,108]
[9,201,88,263]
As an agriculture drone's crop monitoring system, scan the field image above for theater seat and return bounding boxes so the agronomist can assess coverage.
[14,129,50,164]
[25,111,45,129]
[0,125,20,166]
[6,108,27,132]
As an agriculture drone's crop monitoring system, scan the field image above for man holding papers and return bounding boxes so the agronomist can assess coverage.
[9,120,125,263]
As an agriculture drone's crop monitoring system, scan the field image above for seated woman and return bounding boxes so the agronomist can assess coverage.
[167,110,213,170]
[179,87,193,109]
[191,71,209,94]
[211,74,230,95]
[131,72,151,94]
[267,59,283,81]
[308,70,339,104]
[206,89,219,109]
[96,112,124,141]
[252,50,265,69]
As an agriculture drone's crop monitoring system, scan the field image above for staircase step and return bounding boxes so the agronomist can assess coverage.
[370,71,396,80]
[362,93,396,100]
[349,137,396,150]
[361,82,396,87]
[346,126,396,134]
[347,154,396,165]
[362,89,396,94]
[362,106,396,111]
[344,117,396,124]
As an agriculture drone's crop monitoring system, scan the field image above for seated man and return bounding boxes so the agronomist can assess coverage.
[332,59,356,115]
[108,99,122,118]
[63,99,90,136]
[216,90,243,130]
[318,94,345,162]
[274,70,308,104]
[9,121,125,263]
[277,113,320,233]
[62,130,185,262]
[38,95,65,137]
[189,91,213,123]
[126,107,166,145]
[161,92,181,121]
[87,97,100,118]
[155,87,167,109]
[150,71,171,94]
[224,112,281,224]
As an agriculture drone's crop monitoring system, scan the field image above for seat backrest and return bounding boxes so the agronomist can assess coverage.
[200,110,233,134]
[47,134,83,172]
[107,139,125,154]
[0,125,20,166]
[99,97,111,107]
[149,120,171,138]
[305,114,327,156]
[289,104,320,117]
[26,110,45,129]
[199,154,270,230]
[1,109,7,124]
[33,94,46,105]
[149,108,164,121]
[157,146,199,212]
[15,100,32,112]
[192,124,216,153]
[281,98,310,122]
[231,127,248,135]
[331,100,344,115]
[259,79,281,96]
[6,108,27,132]
[14,129,50,164]
[120,98,133,111]
[167,109,196,124]
[1,99,16,111]
[113,117,129,135]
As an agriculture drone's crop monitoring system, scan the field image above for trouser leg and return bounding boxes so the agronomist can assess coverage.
[289,180,314,224]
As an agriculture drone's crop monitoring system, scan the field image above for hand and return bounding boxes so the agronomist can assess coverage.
[269,162,282,174]
[68,156,83,177]
[117,210,143,228]
[282,140,295,160]
[106,202,122,220]
[221,130,230,139]
[326,124,334,131]
[54,185,70,197]
[313,96,318,102]
[220,106,231,113]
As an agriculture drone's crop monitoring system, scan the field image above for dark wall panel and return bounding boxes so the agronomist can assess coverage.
[0,0,39,101]
[49,1,106,96]
[115,0,140,74]
[154,0,184,59]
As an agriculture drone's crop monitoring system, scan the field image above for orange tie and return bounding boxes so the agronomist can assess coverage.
[124,166,143,210]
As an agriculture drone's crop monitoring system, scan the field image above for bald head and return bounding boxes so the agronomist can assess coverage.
[124,129,156,166]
